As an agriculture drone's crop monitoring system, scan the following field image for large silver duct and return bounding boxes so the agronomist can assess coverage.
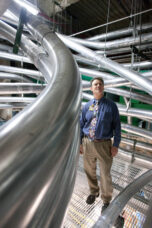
[0,83,45,94]
[0,65,44,81]
[93,169,152,228]
[0,51,32,63]
[58,34,152,96]
[0,72,33,82]
[83,89,152,105]
[88,23,152,41]
[0,10,81,228]
[121,123,152,140]
[68,33,152,50]
[75,54,152,70]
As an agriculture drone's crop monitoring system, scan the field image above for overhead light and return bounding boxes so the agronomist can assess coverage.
[14,0,39,15]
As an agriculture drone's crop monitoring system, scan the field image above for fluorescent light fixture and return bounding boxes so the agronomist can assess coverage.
[14,0,39,15]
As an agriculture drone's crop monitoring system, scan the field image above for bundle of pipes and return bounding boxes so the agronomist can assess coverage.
[0,16,152,159]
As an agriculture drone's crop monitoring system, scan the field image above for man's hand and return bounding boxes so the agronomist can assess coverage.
[111,146,118,157]
[80,144,83,154]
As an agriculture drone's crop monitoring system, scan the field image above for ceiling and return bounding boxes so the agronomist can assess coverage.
[38,0,152,38]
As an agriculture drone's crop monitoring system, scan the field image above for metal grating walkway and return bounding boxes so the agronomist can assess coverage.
[63,155,152,228]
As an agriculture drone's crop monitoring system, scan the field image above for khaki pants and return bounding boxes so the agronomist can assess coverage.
[83,137,113,204]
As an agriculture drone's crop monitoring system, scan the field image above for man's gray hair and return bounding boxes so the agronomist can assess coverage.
[90,77,104,86]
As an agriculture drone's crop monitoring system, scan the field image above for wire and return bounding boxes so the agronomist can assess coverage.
[70,8,152,37]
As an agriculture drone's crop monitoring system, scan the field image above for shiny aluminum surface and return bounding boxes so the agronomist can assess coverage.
[64,156,151,228]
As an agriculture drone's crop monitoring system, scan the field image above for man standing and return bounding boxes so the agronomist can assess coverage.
[80,77,121,212]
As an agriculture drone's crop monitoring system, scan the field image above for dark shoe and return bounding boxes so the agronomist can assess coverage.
[114,215,124,228]
[86,193,99,204]
[101,203,109,212]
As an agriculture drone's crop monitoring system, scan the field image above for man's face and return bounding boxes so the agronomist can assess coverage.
[91,79,104,96]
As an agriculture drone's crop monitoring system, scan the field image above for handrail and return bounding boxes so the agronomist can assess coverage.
[0,12,81,228]
[93,169,152,228]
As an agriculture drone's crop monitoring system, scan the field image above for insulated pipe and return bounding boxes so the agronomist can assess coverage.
[88,23,152,41]
[0,65,44,81]
[0,103,26,109]
[0,12,81,228]
[0,72,33,82]
[0,51,32,63]
[81,69,152,89]
[0,65,43,77]
[68,33,152,50]
[117,104,152,120]
[93,169,152,228]
[80,67,114,80]
[75,54,152,70]
[105,88,152,104]
[0,83,45,94]
[58,36,152,94]
[0,44,13,52]
[0,96,34,103]
[121,138,152,152]
[82,99,152,120]
[121,123,152,140]
[123,61,152,69]
[96,44,152,56]
[83,88,152,104]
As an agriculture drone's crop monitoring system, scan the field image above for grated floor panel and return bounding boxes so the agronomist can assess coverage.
[63,156,151,228]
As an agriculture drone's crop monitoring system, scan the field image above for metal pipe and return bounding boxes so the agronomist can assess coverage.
[58,35,152,95]
[121,138,152,152]
[74,54,99,68]
[80,67,114,80]
[0,103,26,109]
[81,70,152,89]
[117,104,152,120]
[96,43,152,56]
[93,169,152,228]
[88,23,152,41]
[0,72,33,82]
[0,51,32,63]
[0,10,81,228]
[123,61,152,69]
[83,88,152,104]
[0,96,34,103]
[68,33,152,50]
[0,44,13,52]
[0,65,44,81]
[0,83,45,94]
[121,123,152,140]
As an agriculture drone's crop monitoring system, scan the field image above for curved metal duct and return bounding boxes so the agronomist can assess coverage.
[83,89,152,105]
[0,65,44,81]
[0,83,45,94]
[68,33,152,50]
[58,34,152,96]
[93,169,152,228]
[0,73,33,82]
[0,12,81,228]
[121,123,152,140]
[88,23,152,41]
[0,51,32,63]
